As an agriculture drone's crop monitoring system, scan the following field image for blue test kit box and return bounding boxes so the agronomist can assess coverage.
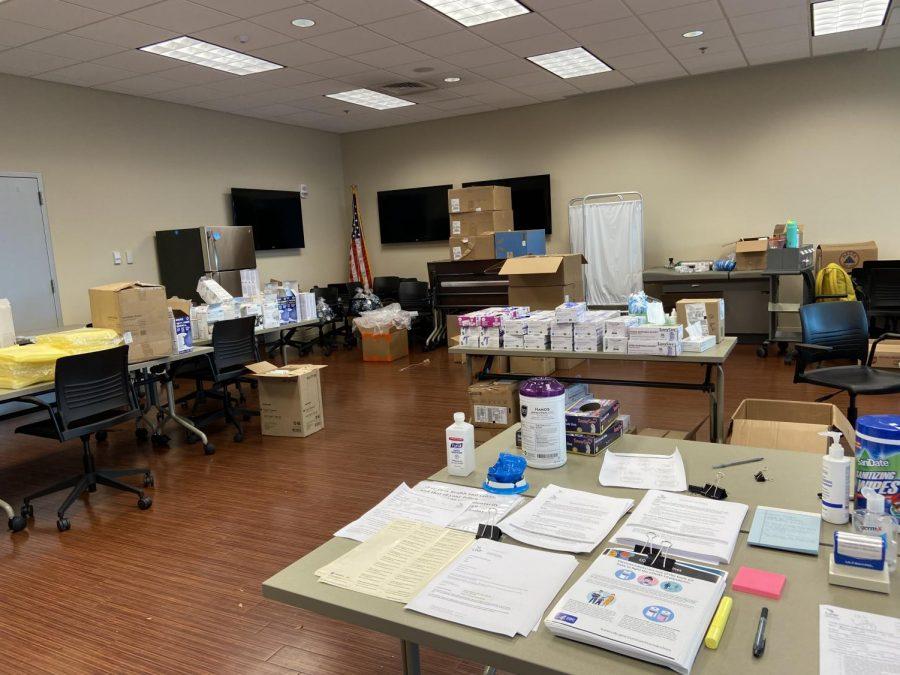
[278,293,298,324]
[494,230,546,259]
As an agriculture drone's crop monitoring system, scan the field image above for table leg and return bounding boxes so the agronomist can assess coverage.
[280,331,289,365]
[465,354,473,384]
[400,640,421,675]
[712,364,725,443]
[163,376,208,447]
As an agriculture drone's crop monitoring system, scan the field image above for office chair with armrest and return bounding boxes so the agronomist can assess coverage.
[16,345,153,532]
[373,276,401,304]
[862,261,900,335]
[793,301,900,425]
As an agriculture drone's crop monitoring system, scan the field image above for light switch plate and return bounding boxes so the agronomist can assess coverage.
[113,251,122,265]
[125,250,134,264]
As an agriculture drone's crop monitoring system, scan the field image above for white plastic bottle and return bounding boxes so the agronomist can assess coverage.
[446,412,475,477]
[820,430,851,524]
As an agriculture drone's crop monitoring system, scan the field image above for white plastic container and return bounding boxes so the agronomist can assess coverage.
[821,430,851,525]
[446,412,475,477]
[520,377,567,469]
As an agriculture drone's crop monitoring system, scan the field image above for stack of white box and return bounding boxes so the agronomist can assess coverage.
[550,320,574,352]
[523,310,553,349]
[479,326,503,348]
[296,292,317,321]
[456,306,530,349]
[240,268,260,297]
[602,315,645,353]
[627,324,684,356]
[574,310,621,352]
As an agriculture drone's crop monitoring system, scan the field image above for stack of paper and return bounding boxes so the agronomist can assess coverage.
[411,481,525,534]
[611,490,748,564]
[498,484,633,553]
[748,506,821,555]
[406,539,578,637]
[820,605,900,675]
[335,483,472,542]
[599,448,687,493]
[316,520,473,603]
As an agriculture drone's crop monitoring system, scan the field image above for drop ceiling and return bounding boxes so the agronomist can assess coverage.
[0,0,897,133]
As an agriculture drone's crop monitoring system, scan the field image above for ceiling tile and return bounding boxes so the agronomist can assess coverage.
[407,30,493,57]
[541,0,633,30]
[249,40,335,66]
[469,58,543,79]
[313,0,423,24]
[368,10,458,42]
[678,49,747,74]
[67,0,158,11]
[729,6,809,34]
[719,0,807,18]
[404,87,462,102]
[624,0,698,13]
[588,32,663,57]
[246,102,305,118]
[70,18,180,48]
[26,33,123,60]
[443,80,504,96]
[301,56,372,77]
[472,88,539,106]
[470,13,558,43]
[201,73,284,94]
[743,40,809,65]
[150,63,237,84]
[514,79,579,98]
[305,26,397,55]
[571,69,632,91]
[640,1,724,31]
[0,0,109,32]
[738,23,808,49]
[387,58,461,78]
[250,5,354,38]
[655,18,734,47]
[281,78,355,98]
[95,73,183,95]
[0,47,77,75]
[278,109,339,126]
[565,16,648,44]
[525,0,585,8]
[668,34,740,59]
[247,66,324,86]
[192,0,300,19]
[339,68,402,86]
[353,44,429,68]
[618,59,686,82]
[122,0,235,33]
[498,70,560,88]
[150,83,232,104]
[35,61,133,86]
[608,49,676,69]
[191,20,294,51]
[444,45,518,68]
[813,27,882,56]
[0,18,54,47]
[429,96,489,110]
[503,31,579,57]
[92,49,181,74]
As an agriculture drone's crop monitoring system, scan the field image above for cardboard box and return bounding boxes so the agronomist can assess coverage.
[733,238,769,270]
[728,398,854,454]
[450,210,514,236]
[556,357,585,370]
[567,420,624,455]
[0,299,15,348]
[870,339,900,369]
[509,356,555,375]
[89,281,172,363]
[475,427,504,444]
[816,242,878,273]
[247,361,326,438]
[494,230,547,259]
[502,254,585,310]
[773,222,804,244]
[468,380,519,429]
[450,234,496,261]
[566,397,620,434]
[360,327,409,362]
[676,298,725,343]
[473,354,509,374]
[167,297,193,354]
[448,186,512,213]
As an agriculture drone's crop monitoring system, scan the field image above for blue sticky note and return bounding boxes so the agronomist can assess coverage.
[748,506,821,556]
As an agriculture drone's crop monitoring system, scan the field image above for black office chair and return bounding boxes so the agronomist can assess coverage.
[794,301,900,425]
[861,261,900,335]
[398,281,433,348]
[189,317,260,444]
[373,276,401,304]
[15,345,153,532]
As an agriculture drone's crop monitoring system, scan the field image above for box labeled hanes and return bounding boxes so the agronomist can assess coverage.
[494,230,547,259]
[566,397,620,434]
[567,419,624,455]
[247,361,326,438]
[448,185,512,213]
[450,210,514,236]
[89,281,172,363]
[676,298,725,343]
[468,380,519,429]
[450,234,496,261]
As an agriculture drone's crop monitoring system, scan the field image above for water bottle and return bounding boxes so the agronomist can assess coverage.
[446,412,475,476]
[785,220,799,249]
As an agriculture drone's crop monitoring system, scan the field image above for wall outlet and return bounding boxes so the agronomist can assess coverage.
[113,250,122,265]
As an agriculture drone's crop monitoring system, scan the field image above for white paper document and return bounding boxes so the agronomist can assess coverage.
[405,539,578,638]
[498,484,633,553]
[819,605,900,675]
[599,448,687,493]
[334,483,472,542]
[611,490,748,564]
[412,481,525,534]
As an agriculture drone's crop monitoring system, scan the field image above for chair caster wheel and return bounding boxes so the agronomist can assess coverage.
[9,515,26,532]
[143,472,155,488]
[95,430,108,442]
[21,503,33,519]
[203,443,215,455]
[186,432,199,444]
[150,433,169,447]
[756,346,768,358]
[135,428,149,441]
[233,432,244,443]
[137,496,153,510]
[57,518,71,532]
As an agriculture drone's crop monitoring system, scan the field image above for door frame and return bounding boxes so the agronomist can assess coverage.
[0,171,63,329]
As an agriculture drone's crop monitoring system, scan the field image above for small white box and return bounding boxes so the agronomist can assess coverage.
[574,336,601,353]
[604,315,644,337]
[551,335,574,352]
[460,326,480,339]
[550,322,574,338]
[197,277,233,305]
[480,326,503,340]
[523,334,550,349]
[240,268,260,298]
[555,301,587,323]
[504,334,526,349]
[603,336,629,354]
[503,317,529,336]
[629,324,684,343]
[682,335,716,352]
[459,334,480,347]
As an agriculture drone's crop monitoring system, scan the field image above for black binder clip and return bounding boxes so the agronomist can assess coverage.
[633,533,675,571]
[476,507,502,541]
[689,471,728,500]
[754,466,773,483]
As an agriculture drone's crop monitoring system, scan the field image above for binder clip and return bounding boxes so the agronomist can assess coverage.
[633,532,675,571]
[476,507,502,542]
[689,471,728,500]
[754,466,773,483]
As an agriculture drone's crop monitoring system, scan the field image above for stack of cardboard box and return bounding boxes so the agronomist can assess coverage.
[447,186,514,261]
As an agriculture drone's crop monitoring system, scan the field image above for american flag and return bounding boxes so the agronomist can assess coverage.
[348,186,372,289]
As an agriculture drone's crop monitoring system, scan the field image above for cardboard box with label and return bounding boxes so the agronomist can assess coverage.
[676,298,725,343]
[500,254,586,310]
[167,297,193,354]
[509,356,555,376]
[468,380,519,429]
[247,361,326,438]
[360,327,409,362]
[449,234,496,262]
[448,186,512,214]
[732,238,769,271]
[816,241,878,273]
[728,398,854,454]
[450,210,514,237]
[475,427,504,444]
[494,230,547,259]
[89,281,172,363]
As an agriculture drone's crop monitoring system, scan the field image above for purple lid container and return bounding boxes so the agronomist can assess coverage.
[519,377,565,397]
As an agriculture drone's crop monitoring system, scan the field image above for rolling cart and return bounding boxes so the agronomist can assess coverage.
[757,267,816,363]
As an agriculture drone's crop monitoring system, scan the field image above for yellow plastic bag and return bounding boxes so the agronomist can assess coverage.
[0,344,67,389]
[33,328,121,354]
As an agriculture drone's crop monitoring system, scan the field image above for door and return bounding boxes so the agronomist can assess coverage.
[202,226,256,272]
[0,174,61,334]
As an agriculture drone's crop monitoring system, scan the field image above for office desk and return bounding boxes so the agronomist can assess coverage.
[263,428,898,674]
[449,337,736,443]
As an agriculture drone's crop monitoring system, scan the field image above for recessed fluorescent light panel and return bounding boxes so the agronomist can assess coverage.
[527,47,612,79]
[325,88,415,110]
[812,0,891,36]
[140,36,282,75]
[419,0,530,27]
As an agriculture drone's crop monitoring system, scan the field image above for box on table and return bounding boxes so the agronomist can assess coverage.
[628,324,684,343]
[360,327,409,362]
[504,334,526,349]
[475,427,504,444]
[448,186,512,213]
[604,315,644,338]
[523,334,550,349]
[628,341,683,356]
[450,210,514,237]
[728,398,854,454]
[636,423,701,441]
[167,297,193,354]
[509,356,555,375]
[450,234,496,261]
[278,293,298,324]
[564,383,589,406]
[574,336,602,352]
[550,335,574,351]
[682,335,716,352]
[766,244,815,272]
[567,419,624,455]
[732,238,769,271]
[816,241,878,273]
[555,301,587,323]
[247,361,326,438]
[603,336,628,354]
[196,277,233,305]
[676,298,725,343]
[556,357,585,370]
[494,230,547,259]
[0,299,15,348]
[566,397,620,434]
[870,339,900,369]
[89,281,172,363]
[468,380,519,429]
[501,254,586,310]
[574,311,620,340]
[240,268,260,297]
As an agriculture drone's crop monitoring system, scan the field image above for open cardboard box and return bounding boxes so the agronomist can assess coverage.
[728,398,855,454]
[870,339,900,369]
[246,361,326,438]
[500,254,586,309]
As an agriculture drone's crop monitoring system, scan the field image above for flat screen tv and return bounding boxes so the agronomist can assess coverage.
[377,184,453,244]
[231,188,304,250]
[462,174,551,234]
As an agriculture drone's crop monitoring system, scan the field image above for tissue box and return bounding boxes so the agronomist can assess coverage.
[555,301,587,323]
[566,420,624,455]
[296,292,317,321]
[603,336,628,353]
[190,305,211,341]
[566,397,620,434]
[682,335,716,352]
[676,298,725,343]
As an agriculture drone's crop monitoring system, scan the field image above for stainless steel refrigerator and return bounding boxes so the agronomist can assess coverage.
[155,226,257,303]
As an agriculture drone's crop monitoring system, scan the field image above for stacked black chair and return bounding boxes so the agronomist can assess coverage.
[398,281,433,349]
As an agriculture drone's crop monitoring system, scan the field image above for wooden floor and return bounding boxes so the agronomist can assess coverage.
[0,343,897,674]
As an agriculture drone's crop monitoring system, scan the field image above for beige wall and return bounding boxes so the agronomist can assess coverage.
[341,49,900,283]
[0,73,347,325]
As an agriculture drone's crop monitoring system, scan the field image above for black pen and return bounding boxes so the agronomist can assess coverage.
[753,607,768,657]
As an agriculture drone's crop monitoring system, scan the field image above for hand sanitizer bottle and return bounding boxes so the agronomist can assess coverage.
[820,430,851,524]
[446,412,475,477]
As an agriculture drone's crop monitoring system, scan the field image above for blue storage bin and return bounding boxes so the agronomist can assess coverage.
[494,230,546,258]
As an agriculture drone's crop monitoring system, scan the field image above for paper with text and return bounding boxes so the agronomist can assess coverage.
[599,448,687,492]
[819,605,900,675]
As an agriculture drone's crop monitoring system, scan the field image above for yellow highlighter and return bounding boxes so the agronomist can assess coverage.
[704,596,733,649]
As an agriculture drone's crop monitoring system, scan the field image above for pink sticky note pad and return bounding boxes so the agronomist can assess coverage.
[733,566,786,599]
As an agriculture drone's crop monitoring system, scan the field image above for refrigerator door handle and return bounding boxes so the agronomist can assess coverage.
[208,230,220,271]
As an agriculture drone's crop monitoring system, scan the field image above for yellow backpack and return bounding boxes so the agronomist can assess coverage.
[815,263,856,302]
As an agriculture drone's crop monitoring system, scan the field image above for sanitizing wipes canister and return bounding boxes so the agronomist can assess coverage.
[519,377,566,469]
[855,414,900,525]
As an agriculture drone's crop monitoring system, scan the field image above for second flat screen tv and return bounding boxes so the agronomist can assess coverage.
[377,184,452,244]
[232,188,304,250]
[462,174,551,234]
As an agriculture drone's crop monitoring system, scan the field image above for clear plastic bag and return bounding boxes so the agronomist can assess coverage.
[353,303,414,335]
[316,297,335,322]
[0,344,67,388]
[350,287,383,315]
[33,327,122,354]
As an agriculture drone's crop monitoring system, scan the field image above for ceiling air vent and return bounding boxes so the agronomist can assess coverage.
[377,80,437,95]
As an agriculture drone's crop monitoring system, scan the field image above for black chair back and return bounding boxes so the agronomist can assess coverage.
[312,285,340,306]
[398,281,430,312]
[54,345,135,430]
[211,317,258,375]
[867,266,900,312]
[373,276,400,300]
[799,301,869,364]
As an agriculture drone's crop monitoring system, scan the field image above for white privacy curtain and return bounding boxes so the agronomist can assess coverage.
[569,198,643,305]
